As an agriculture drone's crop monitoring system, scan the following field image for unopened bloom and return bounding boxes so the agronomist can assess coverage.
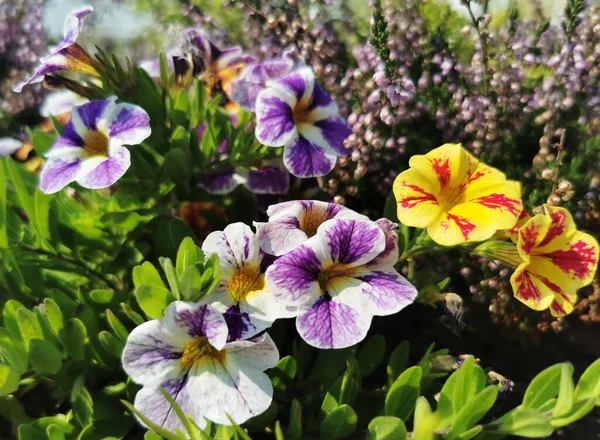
[393,143,523,246]
[255,200,368,256]
[187,29,255,94]
[13,6,100,92]
[512,205,599,316]
[202,223,294,341]
[266,218,417,349]
[231,54,296,111]
[122,302,278,431]
[39,97,151,193]
[255,67,352,177]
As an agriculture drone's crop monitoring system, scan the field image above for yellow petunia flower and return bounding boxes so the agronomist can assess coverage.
[511,205,599,316]
[393,143,523,246]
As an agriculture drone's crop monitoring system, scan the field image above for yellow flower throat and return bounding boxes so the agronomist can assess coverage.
[181,337,226,369]
[225,264,265,302]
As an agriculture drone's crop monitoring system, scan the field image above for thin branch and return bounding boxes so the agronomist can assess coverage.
[551,129,566,195]
[464,0,490,96]
[18,244,119,290]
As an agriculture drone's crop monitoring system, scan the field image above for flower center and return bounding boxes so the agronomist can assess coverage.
[292,96,313,125]
[181,336,225,369]
[83,131,109,157]
[436,186,466,212]
[317,263,356,293]
[300,207,328,238]
[225,264,265,302]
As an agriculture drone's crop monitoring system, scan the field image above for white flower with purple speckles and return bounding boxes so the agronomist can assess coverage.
[122,301,279,431]
[254,67,352,178]
[255,200,369,256]
[13,6,100,93]
[39,96,151,194]
[202,223,295,341]
[265,218,418,349]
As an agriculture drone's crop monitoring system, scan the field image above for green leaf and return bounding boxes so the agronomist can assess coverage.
[0,159,8,247]
[448,386,498,437]
[39,298,64,338]
[176,236,200,277]
[72,386,93,428]
[154,217,195,263]
[339,358,360,407]
[367,416,407,440]
[387,341,409,386]
[98,331,125,357]
[385,366,422,420]
[274,421,284,440]
[18,424,46,440]
[3,299,25,337]
[270,355,297,392]
[63,318,87,361]
[457,425,483,440]
[0,364,20,396]
[287,399,302,440]
[553,363,574,418]
[136,284,172,319]
[136,261,166,289]
[46,424,66,440]
[320,404,357,440]
[522,363,569,410]
[574,358,600,404]
[179,266,203,300]
[383,192,399,223]
[551,396,596,428]
[412,397,435,440]
[357,334,386,377]
[164,148,192,189]
[89,289,116,305]
[493,406,554,437]
[16,308,43,346]
[120,303,145,326]
[29,338,62,375]
[451,356,485,414]
[0,328,28,374]
[106,309,129,342]
[159,257,181,301]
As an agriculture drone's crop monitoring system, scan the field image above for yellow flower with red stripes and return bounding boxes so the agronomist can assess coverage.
[511,205,599,316]
[393,143,523,246]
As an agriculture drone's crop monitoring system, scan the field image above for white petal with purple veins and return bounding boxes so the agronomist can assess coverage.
[276,67,315,102]
[368,219,400,269]
[256,217,307,256]
[255,87,297,147]
[105,102,151,146]
[40,90,89,117]
[163,302,228,350]
[122,320,184,387]
[76,146,131,189]
[0,138,23,157]
[296,296,372,349]
[283,134,337,178]
[245,166,290,194]
[201,170,244,195]
[39,159,82,194]
[202,223,260,277]
[356,270,417,316]
[224,334,279,374]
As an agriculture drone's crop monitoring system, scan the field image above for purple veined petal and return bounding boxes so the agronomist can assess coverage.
[45,122,85,160]
[76,146,131,189]
[187,348,274,426]
[12,61,67,92]
[163,302,229,350]
[368,219,400,269]
[283,134,337,178]
[216,48,256,71]
[202,223,260,277]
[245,166,290,194]
[201,169,242,195]
[75,97,114,131]
[244,286,298,322]
[256,216,307,256]
[276,66,315,102]
[122,320,184,387]
[265,200,307,220]
[265,243,323,306]
[317,218,386,267]
[187,29,219,62]
[104,102,152,146]
[133,376,207,432]
[307,82,334,112]
[58,5,94,52]
[223,333,279,373]
[296,295,372,349]
[356,270,418,316]
[258,248,277,272]
[255,86,297,147]
[223,303,258,342]
[0,138,23,157]
[40,90,89,117]
[39,158,83,194]
[231,58,295,111]
[298,117,352,157]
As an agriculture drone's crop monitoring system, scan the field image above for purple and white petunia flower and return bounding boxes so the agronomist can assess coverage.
[255,200,369,256]
[254,67,352,177]
[265,218,418,349]
[13,6,100,93]
[202,223,295,341]
[201,160,290,195]
[39,96,151,194]
[231,52,296,111]
[187,29,255,93]
[122,301,279,431]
